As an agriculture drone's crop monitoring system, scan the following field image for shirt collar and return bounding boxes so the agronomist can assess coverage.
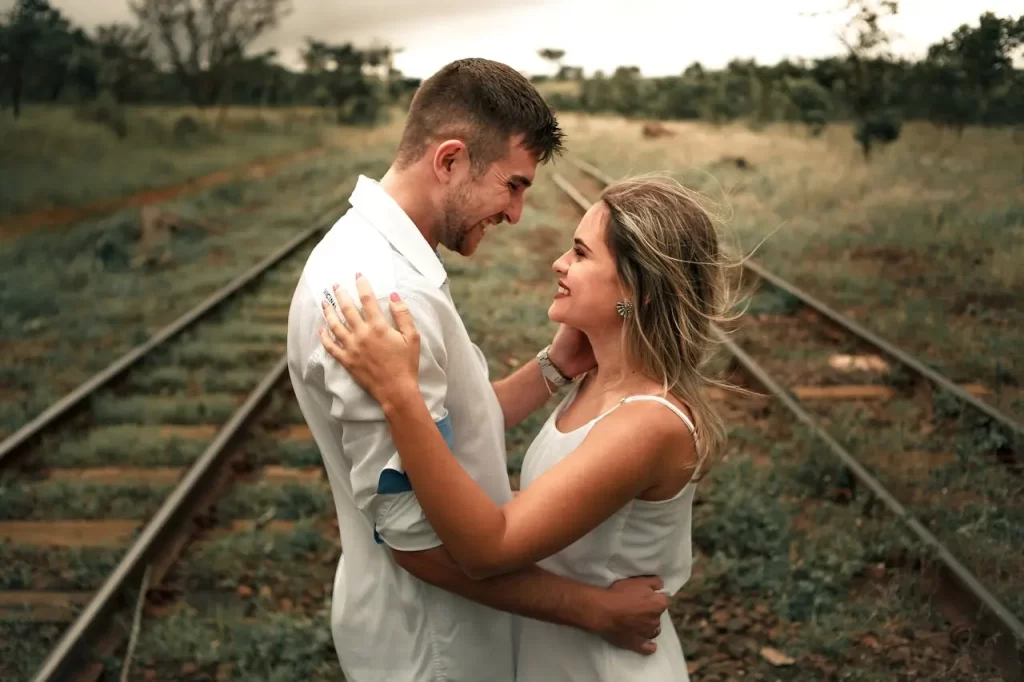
[349,175,447,289]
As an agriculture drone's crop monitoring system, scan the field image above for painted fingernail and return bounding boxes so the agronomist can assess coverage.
[355,272,363,279]
[390,292,400,302]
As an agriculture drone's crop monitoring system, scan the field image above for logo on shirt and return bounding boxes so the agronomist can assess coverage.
[323,287,337,311]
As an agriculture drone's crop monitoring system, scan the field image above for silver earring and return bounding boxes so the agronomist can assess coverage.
[616,300,634,318]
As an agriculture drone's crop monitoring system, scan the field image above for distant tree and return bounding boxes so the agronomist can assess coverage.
[683,61,705,79]
[0,0,79,117]
[836,0,902,159]
[556,65,583,81]
[130,0,292,107]
[300,39,390,124]
[705,67,751,124]
[925,12,1023,129]
[785,77,832,135]
[538,48,566,77]
[93,23,153,103]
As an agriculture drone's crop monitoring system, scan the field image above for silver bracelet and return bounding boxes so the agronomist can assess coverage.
[536,345,573,388]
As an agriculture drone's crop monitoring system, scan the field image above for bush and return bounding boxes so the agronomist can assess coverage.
[74,90,128,139]
[172,114,201,137]
[855,111,902,159]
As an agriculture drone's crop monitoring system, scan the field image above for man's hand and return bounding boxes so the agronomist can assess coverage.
[548,324,596,379]
[592,576,669,655]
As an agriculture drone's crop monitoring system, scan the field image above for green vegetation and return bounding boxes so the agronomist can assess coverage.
[560,117,1024,423]
[0,141,393,439]
[0,480,172,519]
[536,7,1024,159]
[43,426,209,468]
[0,0,418,218]
[1,2,1020,678]
[173,520,335,596]
[130,608,339,681]
[0,105,327,216]
[216,482,332,522]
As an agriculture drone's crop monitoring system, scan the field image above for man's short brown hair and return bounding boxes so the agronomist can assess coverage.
[395,58,564,173]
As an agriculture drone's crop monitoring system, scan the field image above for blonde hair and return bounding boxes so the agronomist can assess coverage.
[599,173,742,479]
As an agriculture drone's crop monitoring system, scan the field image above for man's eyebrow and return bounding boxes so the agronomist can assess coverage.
[574,237,591,252]
[510,174,532,188]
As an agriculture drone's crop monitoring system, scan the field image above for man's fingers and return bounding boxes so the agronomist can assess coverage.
[630,636,657,655]
[354,273,385,324]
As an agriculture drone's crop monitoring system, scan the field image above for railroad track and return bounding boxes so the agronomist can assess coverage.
[552,163,1023,681]
[0,205,342,681]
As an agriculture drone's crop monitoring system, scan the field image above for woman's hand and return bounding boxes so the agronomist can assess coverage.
[548,324,596,379]
[319,274,421,409]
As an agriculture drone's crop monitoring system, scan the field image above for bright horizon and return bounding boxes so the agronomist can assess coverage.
[30,0,1024,78]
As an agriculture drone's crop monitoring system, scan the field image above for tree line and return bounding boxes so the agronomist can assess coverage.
[0,0,417,124]
[1,0,1021,157]
[536,3,1023,158]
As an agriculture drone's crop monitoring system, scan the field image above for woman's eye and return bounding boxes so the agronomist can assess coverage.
[573,248,584,258]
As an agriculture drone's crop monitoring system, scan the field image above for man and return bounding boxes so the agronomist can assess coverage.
[286,58,667,682]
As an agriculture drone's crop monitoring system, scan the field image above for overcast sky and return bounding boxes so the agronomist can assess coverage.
[20,1,1024,78]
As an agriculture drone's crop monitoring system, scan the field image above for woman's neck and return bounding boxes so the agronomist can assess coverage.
[583,325,660,401]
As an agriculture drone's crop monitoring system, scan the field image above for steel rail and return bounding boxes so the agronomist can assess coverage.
[30,356,290,682]
[0,216,331,468]
[552,170,1024,649]
[566,157,1024,440]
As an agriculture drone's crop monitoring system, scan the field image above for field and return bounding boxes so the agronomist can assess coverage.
[0,105,356,231]
[1,106,1021,680]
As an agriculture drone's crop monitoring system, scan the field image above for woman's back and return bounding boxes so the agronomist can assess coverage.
[516,381,698,681]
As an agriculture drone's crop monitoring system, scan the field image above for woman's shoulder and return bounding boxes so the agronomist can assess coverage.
[590,393,696,458]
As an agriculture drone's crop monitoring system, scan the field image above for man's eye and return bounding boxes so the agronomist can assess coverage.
[508,182,517,191]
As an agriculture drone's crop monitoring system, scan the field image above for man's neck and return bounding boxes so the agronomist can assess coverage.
[379,165,438,250]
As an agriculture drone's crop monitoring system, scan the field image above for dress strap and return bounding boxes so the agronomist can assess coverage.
[622,395,698,439]
[591,394,698,440]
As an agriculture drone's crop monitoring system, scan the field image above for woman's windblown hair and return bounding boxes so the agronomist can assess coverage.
[600,173,745,479]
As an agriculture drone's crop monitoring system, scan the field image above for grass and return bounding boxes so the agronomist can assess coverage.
[728,286,1023,629]
[0,544,122,590]
[216,482,332,522]
[1,623,66,682]
[43,426,210,468]
[557,113,1024,422]
[0,105,333,217]
[2,109,1019,679]
[128,608,339,681]
[677,416,1004,680]
[0,126,396,438]
[172,519,336,597]
[0,480,172,520]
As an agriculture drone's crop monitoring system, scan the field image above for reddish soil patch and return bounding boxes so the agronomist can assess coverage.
[0,145,324,240]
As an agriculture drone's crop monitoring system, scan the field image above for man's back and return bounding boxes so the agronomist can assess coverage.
[285,176,516,682]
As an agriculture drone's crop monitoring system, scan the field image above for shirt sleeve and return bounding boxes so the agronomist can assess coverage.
[321,291,452,552]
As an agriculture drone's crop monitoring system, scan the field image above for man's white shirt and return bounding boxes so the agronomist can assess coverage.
[286,175,516,682]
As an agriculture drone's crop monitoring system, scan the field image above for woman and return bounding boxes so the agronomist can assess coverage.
[318,174,736,680]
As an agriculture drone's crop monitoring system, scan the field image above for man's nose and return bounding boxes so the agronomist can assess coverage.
[503,195,524,224]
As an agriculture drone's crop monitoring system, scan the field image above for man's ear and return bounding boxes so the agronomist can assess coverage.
[432,139,467,184]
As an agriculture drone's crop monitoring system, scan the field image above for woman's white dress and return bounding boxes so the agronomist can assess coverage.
[516,381,699,681]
